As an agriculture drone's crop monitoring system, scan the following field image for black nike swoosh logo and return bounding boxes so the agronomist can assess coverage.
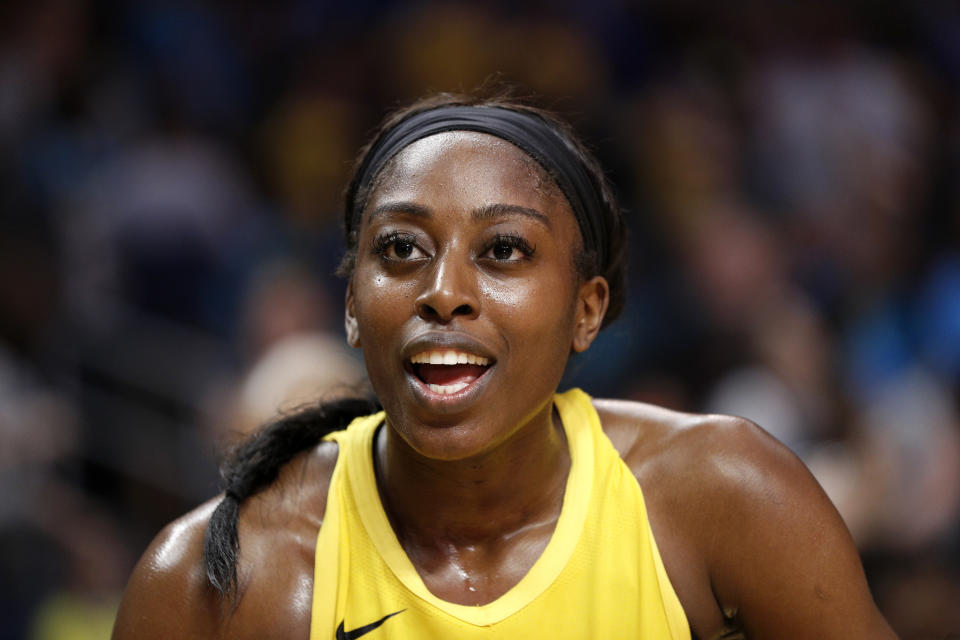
[335,610,405,640]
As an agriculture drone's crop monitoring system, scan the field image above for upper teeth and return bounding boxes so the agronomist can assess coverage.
[410,350,490,366]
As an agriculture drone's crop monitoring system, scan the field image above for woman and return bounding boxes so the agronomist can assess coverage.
[112,94,897,639]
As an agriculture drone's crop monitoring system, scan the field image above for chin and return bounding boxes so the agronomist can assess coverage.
[388,417,502,462]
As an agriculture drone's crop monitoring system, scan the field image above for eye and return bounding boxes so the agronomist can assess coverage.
[391,238,416,259]
[483,234,536,262]
[492,243,515,261]
[373,231,427,262]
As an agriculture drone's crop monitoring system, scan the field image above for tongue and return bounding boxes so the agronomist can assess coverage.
[416,364,488,386]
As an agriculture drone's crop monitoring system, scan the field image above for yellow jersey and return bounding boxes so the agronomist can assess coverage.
[310,388,690,639]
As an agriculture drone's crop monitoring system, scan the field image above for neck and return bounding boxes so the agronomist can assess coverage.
[374,400,570,552]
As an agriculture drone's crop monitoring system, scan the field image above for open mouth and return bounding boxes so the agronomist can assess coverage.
[407,349,493,395]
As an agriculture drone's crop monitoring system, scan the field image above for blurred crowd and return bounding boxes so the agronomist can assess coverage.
[1,1,959,637]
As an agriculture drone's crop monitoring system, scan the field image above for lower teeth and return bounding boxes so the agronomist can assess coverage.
[428,381,469,395]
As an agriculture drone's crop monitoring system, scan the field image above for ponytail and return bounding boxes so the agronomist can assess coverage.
[202,396,379,601]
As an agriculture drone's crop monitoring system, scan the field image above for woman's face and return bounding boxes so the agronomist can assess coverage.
[347,131,607,460]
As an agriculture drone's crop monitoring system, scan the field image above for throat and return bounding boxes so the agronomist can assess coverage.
[374,406,571,547]
[372,406,572,605]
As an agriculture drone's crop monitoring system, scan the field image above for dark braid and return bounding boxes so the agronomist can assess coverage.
[203,396,379,600]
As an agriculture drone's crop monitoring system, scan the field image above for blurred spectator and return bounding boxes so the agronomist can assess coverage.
[229,332,367,440]
[260,91,363,230]
[60,129,265,333]
[205,260,366,445]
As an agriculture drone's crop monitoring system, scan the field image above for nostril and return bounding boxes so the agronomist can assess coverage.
[416,302,475,322]
[416,301,437,319]
[415,283,478,321]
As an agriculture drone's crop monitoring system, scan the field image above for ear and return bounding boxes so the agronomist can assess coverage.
[572,276,609,353]
[344,281,361,348]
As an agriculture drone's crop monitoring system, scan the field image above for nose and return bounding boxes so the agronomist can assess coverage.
[415,250,479,323]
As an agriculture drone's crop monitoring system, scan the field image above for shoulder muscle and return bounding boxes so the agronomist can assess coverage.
[690,418,894,638]
[111,500,223,639]
[594,399,895,639]
[112,440,340,640]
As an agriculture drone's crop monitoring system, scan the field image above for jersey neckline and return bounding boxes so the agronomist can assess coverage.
[343,388,597,626]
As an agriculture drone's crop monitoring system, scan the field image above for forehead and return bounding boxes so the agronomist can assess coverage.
[365,131,569,220]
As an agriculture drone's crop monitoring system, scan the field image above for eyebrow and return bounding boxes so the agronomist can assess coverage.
[472,203,552,228]
[366,201,551,229]
[367,201,432,223]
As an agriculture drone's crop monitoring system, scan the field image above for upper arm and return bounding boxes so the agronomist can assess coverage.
[111,497,314,640]
[700,418,897,639]
[112,441,339,640]
[111,501,224,640]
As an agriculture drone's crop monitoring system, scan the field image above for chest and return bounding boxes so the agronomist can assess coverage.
[314,463,689,640]
[397,520,556,606]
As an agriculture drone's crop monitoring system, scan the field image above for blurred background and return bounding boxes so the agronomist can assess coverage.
[1,0,959,637]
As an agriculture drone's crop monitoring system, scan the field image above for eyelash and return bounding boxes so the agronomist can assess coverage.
[370,231,536,263]
[484,233,536,261]
[372,231,421,262]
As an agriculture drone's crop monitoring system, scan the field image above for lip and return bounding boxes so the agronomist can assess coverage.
[400,331,497,365]
[400,331,497,414]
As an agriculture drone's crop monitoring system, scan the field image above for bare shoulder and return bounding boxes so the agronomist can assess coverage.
[592,398,896,639]
[594,397,801,499]
[112,440,339,640]
[592,399,771,633]
[592,397,727,469]
[110,498,227,639]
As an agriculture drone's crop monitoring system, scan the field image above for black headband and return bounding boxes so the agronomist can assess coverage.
[352,105,608,269]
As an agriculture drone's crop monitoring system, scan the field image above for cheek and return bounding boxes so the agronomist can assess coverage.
[478,269,579,342]
[354,271,415,340]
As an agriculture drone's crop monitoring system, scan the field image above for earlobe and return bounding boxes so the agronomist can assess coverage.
[345,282,361,348]
[572,276,609,353]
